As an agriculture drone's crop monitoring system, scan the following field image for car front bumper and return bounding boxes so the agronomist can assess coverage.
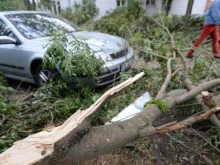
[62,50,134,88]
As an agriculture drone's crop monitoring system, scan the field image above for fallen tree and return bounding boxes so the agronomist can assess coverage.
[1,73,220,165]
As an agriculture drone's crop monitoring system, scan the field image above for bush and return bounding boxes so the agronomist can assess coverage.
[61,0,99,25]
[0,0,27,11]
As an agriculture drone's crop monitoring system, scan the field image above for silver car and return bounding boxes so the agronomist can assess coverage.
[0,11,134,87]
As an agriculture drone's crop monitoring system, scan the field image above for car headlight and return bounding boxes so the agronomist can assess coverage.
[95,52,112,62]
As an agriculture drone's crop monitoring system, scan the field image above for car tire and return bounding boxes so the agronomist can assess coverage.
[35,65,60,87]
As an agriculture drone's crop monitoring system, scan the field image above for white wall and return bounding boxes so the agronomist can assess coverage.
[169,0,207,15]
[192,0,207,14]
[95,0,117,18]
[169,0,189,15]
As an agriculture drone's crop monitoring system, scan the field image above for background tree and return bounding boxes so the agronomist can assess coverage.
[0,0,27,11]
[164,0,173,15]
[37,0,52,11]
[61,0,99,25]
[186,0,194,17]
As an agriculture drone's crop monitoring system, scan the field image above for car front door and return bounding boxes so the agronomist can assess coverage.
[0,18,17,75]
[0,18,29,79]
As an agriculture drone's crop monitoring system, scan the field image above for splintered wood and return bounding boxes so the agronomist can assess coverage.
[0,72,144,165]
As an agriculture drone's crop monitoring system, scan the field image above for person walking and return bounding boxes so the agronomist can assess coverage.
[187,0,220,59]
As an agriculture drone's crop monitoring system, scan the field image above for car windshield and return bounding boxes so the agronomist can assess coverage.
[6,13,80,39]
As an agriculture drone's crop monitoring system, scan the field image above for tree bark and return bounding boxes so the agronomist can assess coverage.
[186,0,194,17]
[165,0,173,15]
[32,0,36,10]
[0,73,145,165]
[1,78,219,165]
[23,0,32,10]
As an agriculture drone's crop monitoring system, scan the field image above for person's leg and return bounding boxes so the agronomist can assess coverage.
[187,25,215,57]
[210,25,220,58]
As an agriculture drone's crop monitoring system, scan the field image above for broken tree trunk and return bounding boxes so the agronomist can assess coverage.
[0,73,144,165]
[1,77,220,165]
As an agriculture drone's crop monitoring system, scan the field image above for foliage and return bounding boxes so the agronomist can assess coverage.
[0,72,15,152]
[0,77,101,153]
[43,32,104,81]
[0,0,27,11]
[0,72,14,111]
[37,0,52,10]
[93,0,142,37]
[189,56,220,84]
[61,0,99,25]
[144,99,168,113]
[208,127,220,149]
[89,2,203,63]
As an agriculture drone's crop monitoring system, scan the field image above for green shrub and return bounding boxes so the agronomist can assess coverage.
[0,0,27,11]
[61,0,99,25]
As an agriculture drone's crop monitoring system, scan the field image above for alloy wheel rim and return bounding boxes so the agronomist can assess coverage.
[38,70,52,86]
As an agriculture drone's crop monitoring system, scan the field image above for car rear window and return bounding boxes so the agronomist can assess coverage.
[6,13,80,39]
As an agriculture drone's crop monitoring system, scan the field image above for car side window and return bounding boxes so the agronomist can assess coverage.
[0,19,16,38]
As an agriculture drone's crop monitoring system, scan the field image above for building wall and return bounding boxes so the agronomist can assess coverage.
[95,0,162,18]
[169,0,189,15]
[53,0,162,18]
[169,0,207,15]
[95,0,117,18]
[191,0,207,14]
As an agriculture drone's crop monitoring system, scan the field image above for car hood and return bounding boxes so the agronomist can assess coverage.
[72,31,127,53]
[30,31,127,54]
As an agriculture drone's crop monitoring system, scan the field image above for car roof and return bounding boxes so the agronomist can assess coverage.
[0,11,51,16]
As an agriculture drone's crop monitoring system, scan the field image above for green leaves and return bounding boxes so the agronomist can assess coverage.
[145,99,168,113]
[0,0,27,11]
[61,0,99,26]
[43,32,104,81]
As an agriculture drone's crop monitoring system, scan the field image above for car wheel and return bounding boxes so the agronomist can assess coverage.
[35,65,59,87]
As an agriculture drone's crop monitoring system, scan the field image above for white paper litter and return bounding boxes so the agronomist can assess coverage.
[106,91,152,124]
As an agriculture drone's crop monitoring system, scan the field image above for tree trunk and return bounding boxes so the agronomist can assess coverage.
[23,0,32,10]
[186,0,194,17]
[32,0,36,10]
[165,0,173,15]
[1,77,220,165]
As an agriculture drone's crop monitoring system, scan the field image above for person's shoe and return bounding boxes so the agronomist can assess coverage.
[214,55,220,58]
[186,54,194,58]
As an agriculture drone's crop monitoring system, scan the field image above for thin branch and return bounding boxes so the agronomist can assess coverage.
[155,107,220,134]
[23,92,33,101]
[190,127,220,153]
[140,50,169,60]
[156,58,174,99]
[0,114,5,126]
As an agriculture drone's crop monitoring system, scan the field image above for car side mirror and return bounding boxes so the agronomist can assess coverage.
[0,36,17,44]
